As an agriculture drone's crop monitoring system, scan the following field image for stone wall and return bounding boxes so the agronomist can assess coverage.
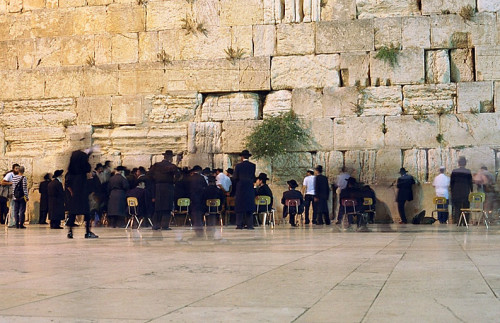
[0,0,499,222]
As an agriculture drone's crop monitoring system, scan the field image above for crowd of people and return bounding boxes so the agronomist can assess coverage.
[0,148,497,237]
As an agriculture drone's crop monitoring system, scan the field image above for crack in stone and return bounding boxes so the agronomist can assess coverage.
[433,298,466,323]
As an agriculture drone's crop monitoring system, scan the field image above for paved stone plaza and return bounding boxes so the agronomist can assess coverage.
[1,223,499,322]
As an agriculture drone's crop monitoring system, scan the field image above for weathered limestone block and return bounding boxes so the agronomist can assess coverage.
[87,0,112,6]
[321,0,356,21]
[306,118,334,151]
[426,50,451,84]
[32,154,70,184]
[83,67,118,96]
[231,25,253,57]
[106,4,144,34]
[5,127,66,156]
[356,0,420,18]
[60,36,94,66]
[0,42,17,70]
[276,23,315,56]
[220,0,264,26]
[73,6,107,35]
[139,32,159,63]
[91,128,113,152]
[95,34,112,65]
[121,154,152,169]
[440,114,500,147]
[339,52,369,87]
[22,0,45,11]
[65,125,92,151]
[450,49,474,82]
[316,20,374,53]
[263,90,292,117]
[476,45,500,81]
[0,71,42,100]
[188,122,222,154]
[0,98,76,128]
[359,86,403,116]
[422,0,475,15]
[292,88,323,118]
[402,17,431,49]
[59,0,85,8]
[477,0,500,12]
[253,24,276,57]
[375,149,402,183]
[7,0,22,12]
[109,125,188,154]
[457,82,494,113]
[345,150,377,184]
[146,92,202,124]
[1,39,35,70]
[403,149,427,182]
[271,152,313,185]
[31,10,70,38]
[112,96,144,125]
[495,82,500,112]
[374,17,402,49]
[146,0,188,31]
[384,115,440,149]
[334,116,385,150]
[44,69,83,99]
[370,48,425,85]
[111,33,138,64]
[313,151,344,180]
[119,69,163,95]
[193,0,221,26]
[221,120,262,153]
[7,13,32,40]
[76,96,112,125]
[433,147,495,176]
[201,93,260,121]
[271,55,340,90]
[323,86,359,118]
[402,84,456,114]
[430,13,496,49]
[239,56,271,91]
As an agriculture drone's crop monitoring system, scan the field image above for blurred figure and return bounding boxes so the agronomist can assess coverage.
[2,164,20,227]
[215,168,232,196]
[334,167,350,223]
[450,157,473,225]
[281,180,304,226]
[473,166,495,214]
[48,170,65,229]
[396,167,415,224]
[432,166,450,224]
[38,173,51,224]
[362,185,377,223]
[301,169,315,224]
[202,175,226,226]
[187,165,208,228]
[107,166,130,228]
[313,165,330,225]
[337,177,363,226]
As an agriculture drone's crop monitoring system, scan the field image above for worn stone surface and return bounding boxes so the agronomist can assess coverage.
[495,82,500,112]
[276,23,315,56]
[370,48,425,85]
[0,98,76,128]
[231,25,253,57]
[291,88,323,118]
[323,86,359,118]
[220,0,263,26]
[403,149,428,182]
[375,149,402,183]
[356,0,420,19]
[111,33,138,64]
[263,90,292,117]
[450,49,475,82]
[306,118,334,151]
[374,17,401,49]
[271,55,340,90]
[145,0,188,31]
[221,120,262,153]
[426,50,451,84]
[457,81,494,113]
[321,0,356,21]
[477,0,500,12]
[106,4,144,34]
[316,20,374,53]
[334,116,385,150]
[402,84,456,114]
[239,56,271,92]
[402,17,431,49]
[475,45,500,81]
[422,0,475,15]
[146,92,202,123]
[339,52,370,87]
[358,86,403,116]
[384,115,440,149]
[111,95,144,125]
[76,96,112,125]
[202,93,260,122]
[344,150,377,184]
[253,24,276,57]
[188,122,222,154]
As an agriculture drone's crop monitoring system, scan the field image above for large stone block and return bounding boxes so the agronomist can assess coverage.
[316,20,374,53]
[76,96,112,125]
[201,93,260,122]
[426,50,451,84]
[95,34,112,65]
[271,54,340,90]
[112,96,144,125]
[239,56,271,91]
[374,17,402,49]
[345,150,377,184]
[119,69,163,95]
[221,120,262,153]
[65,125,92,151]
[5,127,66,156]
[306,118,334,151]
[356,0,420,18]
[0,98,76,128]
[323,86,359,118]
[276,23,315,56]
[60,36,94,66]
[187,122,222,154]
[450,49,474,82]
[263,90,292,117]
[313,150,344,180]
[334,116,385,150]
[106,4,145,34]
[422,0,475,15]
[384,115,440,149]
[476,45,500,80]
[220,0,264,26]
[339,52,369,87]
[44,69,83,99]
[440,114,500,147]
[321,0,356,21]
[111,33,138,64]
[22,0,45,11]
[146,0,188,31]
[73,6,107,35]
[193,0,221,26]
[139,32,159,63]
[292,88,323,118]
[457,82,494,113]
[271,152,313,185]
[477,0,500,12]
[146,92,202,124]
[402,17,431,49]
[0,70,43,100]
[121,154,152,169]
[58,0,85,7]
[370,48,425,85]
[253,24,276,57]
[402,149,428,182]
[231,25,253,56]
[495,82,500,112]
[402,84,456,114]
[359,86,403,116]
[375,149,402,183]
[83,67,118,96]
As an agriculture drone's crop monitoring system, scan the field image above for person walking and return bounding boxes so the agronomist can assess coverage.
[396,167,415,224]
[301,169,315,224]
[450,157,473,225]
[38,173,51,224]
[432,166,450,224]
[48,170,65,229]
[314,165,331,225]
[233,150,256,230]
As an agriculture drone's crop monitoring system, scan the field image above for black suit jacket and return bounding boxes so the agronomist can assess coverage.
[314,175,330,200]
[233,160,256,213]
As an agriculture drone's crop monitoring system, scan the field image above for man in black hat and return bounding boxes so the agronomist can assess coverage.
[187,165,208,228]
[38,173,51,224]
[202,175,226,226]
[233,150,256,229]
[314,165,331,225]
[281,180,304,226]
[255,173,273,225]
[148,150,180,230]
[396,167,415,224]
[48,170,65,229]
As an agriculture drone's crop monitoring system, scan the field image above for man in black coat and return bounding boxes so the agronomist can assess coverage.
[450,156,473,225]
[396,167,416,224]
[281,180,304,226]
[38,173,51,224]
[187,165,208,228]
[338,177,364,226]
[314,165,331,225]
[233,150,256,229]
[148,150,180,230]
[255,172,273,224]
[202,175,226,226]
[48,170,65,229]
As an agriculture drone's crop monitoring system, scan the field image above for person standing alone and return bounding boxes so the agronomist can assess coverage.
[12,166,28,229]
[432,166,450,224]
[233,150,256,230]
[314,165,331,225]
[396,167,415,224]
[450,157,473,225]
[301,169,315,224]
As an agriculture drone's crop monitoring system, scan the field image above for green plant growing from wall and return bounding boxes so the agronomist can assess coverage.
[352,103,364,117]
[436,133,445,144]
[245,111,312,160]
[470,107,480,115]
[375,44,400,68]
[437,107,451,116]
[137,0,148,6]
[459,5,475,21]
[185,0,195,3]
[86,55,95,67]
[181,15,208,36]
[224,46,246,63]
[157,49,172,66]
[413,107,428,121]
[320,0,328,8]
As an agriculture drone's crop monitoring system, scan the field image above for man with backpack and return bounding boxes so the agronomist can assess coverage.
[1,163,20,227]
[12,166,28,229]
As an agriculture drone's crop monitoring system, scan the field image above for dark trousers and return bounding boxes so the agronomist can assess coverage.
[39,208,48,224]
[437,200,449,223]
[452,199,470,224]
[67,213,91,233]
[50,219,61,228]
[13,199,26,226]
[154,210,171,229]
[0,197,8,224]
[337,207,354,225]
[236,212,254,229]
[314,199,330,225]
[397,200,407,223]
[304,194,314,223]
